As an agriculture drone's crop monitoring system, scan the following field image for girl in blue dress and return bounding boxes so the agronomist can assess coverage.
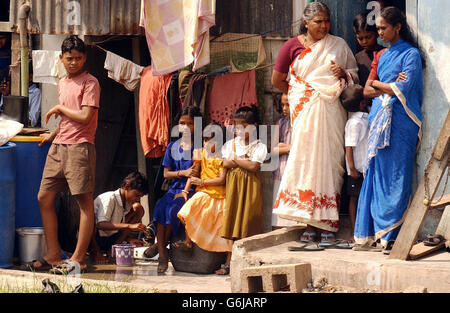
[152,106,202,273]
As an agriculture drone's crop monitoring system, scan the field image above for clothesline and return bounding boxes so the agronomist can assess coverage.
[91,43,269,78]
[91,43,109,54]
[211,19,303,43]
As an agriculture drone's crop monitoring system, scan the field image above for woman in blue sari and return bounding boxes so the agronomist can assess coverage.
[354,7,423,251]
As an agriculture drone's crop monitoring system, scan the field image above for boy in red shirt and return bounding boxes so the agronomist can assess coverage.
[28,36,101,274]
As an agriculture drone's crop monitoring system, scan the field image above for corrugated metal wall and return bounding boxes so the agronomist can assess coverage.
[212,0,294,38]
[9,0,142,35]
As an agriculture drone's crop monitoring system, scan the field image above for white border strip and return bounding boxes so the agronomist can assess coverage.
[390,82,422,126]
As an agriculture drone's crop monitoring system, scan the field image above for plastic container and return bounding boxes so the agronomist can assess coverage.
[9,136,50,228]
[111,244,135,267]
[0,142,16,268]
[16,227,47,264]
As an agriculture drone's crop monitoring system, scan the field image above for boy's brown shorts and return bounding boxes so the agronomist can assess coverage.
[40,143,96,195]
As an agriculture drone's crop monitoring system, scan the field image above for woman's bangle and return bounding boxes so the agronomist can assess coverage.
[200,179,205,187]
[181,190,188,194]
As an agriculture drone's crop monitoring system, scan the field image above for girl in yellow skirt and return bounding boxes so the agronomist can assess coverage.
[219,106,268,275]
[176,123,234,274]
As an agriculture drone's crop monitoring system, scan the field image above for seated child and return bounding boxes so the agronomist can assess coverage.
[176,123,233,255]
[91,171,149,264]
[340,85,368,241]
[271,93,296,229]
[219,106,268,275]
[147,106,202,273]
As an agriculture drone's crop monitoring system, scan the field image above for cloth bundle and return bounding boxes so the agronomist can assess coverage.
[0,118,23,146]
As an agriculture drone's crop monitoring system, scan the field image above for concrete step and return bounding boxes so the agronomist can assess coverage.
[230,227,450,293]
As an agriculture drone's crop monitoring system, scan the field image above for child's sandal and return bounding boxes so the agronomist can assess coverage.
[215,264,230,275]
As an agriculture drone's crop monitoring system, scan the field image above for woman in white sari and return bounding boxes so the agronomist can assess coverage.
[272,2,358,244]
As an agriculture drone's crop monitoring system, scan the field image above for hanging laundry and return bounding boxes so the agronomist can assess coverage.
[141,0,216,75]
[167,74,182,130]
[178,70,208,115]
[209,33,266,73]
[178,70,194,104]
[208,69,257,125]
[139,66,172,158]
[32,50,66,85]
[104,51,144,92]
[139,0,145,28]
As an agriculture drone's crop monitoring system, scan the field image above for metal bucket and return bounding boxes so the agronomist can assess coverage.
[16,227,46,264]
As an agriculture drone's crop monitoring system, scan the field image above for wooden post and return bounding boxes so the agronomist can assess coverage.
[10,33,21,96]
[432,112,450,161]
[389,111,450,260]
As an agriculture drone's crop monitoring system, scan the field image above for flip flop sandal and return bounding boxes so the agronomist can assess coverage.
[288,243,307,251]
[382,240,396,254]
[423,234,445,246]
[335,240,355,249]
[352,244,382,252]
[327,239,354,249]
[303,243,325,251]
[300,231,317,243]
[157,257,169,274]
[143,244,159,259]
[24,257,56,272]
[49,260,87,275]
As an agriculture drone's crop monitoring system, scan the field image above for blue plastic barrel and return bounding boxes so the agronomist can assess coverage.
[9,136,50,228]
[0,142,16,268]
